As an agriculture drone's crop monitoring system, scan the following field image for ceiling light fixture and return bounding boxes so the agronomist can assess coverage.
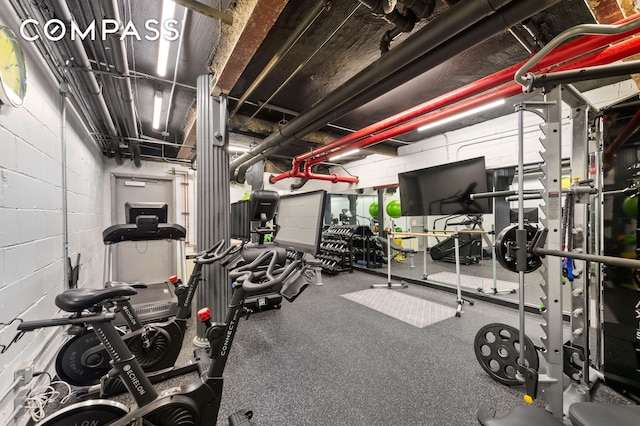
[329,149,360,162]
[228,145,251,153]
[152,91,163,129]
[157,0,176,77]
[417,99,506,133]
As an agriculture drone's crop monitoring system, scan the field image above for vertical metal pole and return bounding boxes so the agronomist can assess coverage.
[387,231,392,285]
[454,231,462,309]
[540,88,565,418]
[195,74,230,344]
[517,105,527,366]
[60,86,69,288]
[491,223,497,291]
[423,234,428,279]
[567,99,591,394]
[592,119,604,371]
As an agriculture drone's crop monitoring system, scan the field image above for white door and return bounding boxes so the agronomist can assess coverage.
[111,176,176,283]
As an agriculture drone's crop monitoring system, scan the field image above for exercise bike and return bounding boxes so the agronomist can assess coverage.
[18,247,311,425]
[54,239,241,395]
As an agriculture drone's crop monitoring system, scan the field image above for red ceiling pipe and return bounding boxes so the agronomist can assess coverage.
[269,158,360,184]
[270,14,640,184]
[306,85,520,167]
[306,33,640,166]
[291,12,640,164]
[301,162,359,183]
[304,172,359,184]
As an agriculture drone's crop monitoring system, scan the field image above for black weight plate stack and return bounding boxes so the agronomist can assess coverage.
[495,224,543,273]
[474,323,539,386]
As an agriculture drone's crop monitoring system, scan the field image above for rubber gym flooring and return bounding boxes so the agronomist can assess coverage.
[201,269,632,425]
[84,266,633,425]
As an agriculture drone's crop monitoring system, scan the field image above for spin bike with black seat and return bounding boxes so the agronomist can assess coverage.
[54,239,240,395]
[18,247,311,425]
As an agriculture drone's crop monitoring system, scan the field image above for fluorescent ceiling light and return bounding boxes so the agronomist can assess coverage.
[157,0,176,77]
[418,99,506,133]
[228,145,251,153]
[152,91,163,129]
[329,149,360,161]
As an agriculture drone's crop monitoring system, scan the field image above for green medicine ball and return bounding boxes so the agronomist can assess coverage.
[622,196,638,218]
[369,202,379,217]
[386,200,402,218]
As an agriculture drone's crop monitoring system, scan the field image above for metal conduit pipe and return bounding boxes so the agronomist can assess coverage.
[284,35,640,185]
[230,0,515,181]
[304,35,640,169]
[250,3,362,120]
[358,0,416,33]
[238,0,566,183]
[51,0,123,163]
[102,0,141,166]
[230,0,329,118]
[279,10,640,174]
[516,16,640,89]
[398,0,436,19]
[264,0,565,183]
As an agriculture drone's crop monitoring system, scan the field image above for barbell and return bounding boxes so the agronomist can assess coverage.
[495,224,640,273]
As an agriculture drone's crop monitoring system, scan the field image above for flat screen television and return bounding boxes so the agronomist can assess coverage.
[274,190,327,255]
[398,157,491,216]
[510,207,539,224]
[230,199,251,240]
[125,202,168,224]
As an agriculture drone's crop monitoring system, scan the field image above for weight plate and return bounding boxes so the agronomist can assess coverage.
[56,329,111,386]
[474,323,539,386]
[495,224,543,273]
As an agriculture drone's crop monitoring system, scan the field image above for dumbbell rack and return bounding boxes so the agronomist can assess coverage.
[318,225,355,274]
[352,226,385,268]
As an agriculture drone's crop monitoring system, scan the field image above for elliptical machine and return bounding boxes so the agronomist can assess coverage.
[17,246,312,425]
[54,239,240,395]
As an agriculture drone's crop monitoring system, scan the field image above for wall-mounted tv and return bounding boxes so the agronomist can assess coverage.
[398,157,491,216]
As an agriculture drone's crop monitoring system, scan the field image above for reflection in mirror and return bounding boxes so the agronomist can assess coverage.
[326,162,573,314]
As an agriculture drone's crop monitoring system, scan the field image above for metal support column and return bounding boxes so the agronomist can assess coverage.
[536,87,565,418]
[564,86,593,409]
[195,74,230,344]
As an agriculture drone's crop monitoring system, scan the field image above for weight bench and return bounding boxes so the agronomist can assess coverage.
[376,236,417,268]
[478,403,640,426]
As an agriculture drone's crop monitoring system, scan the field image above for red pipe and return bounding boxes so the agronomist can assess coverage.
[293,12,640,164]
[307,85,520,167]
[305,34,640,166]
[269,13,640,184]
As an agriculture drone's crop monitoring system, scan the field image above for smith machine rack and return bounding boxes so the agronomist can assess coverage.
[471,18,640,425]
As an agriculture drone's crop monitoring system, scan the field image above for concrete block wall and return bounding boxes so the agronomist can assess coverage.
[0,10,107,423]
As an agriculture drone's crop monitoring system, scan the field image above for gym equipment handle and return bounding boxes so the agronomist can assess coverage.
[196,240,241,265]
[532,228,640,269]
[242,252,301,295]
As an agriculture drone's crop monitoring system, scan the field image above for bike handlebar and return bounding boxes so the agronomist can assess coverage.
[195,240,242,265]
[241,252,301,294]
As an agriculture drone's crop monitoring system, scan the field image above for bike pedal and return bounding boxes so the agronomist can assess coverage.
[228,408,253,425]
